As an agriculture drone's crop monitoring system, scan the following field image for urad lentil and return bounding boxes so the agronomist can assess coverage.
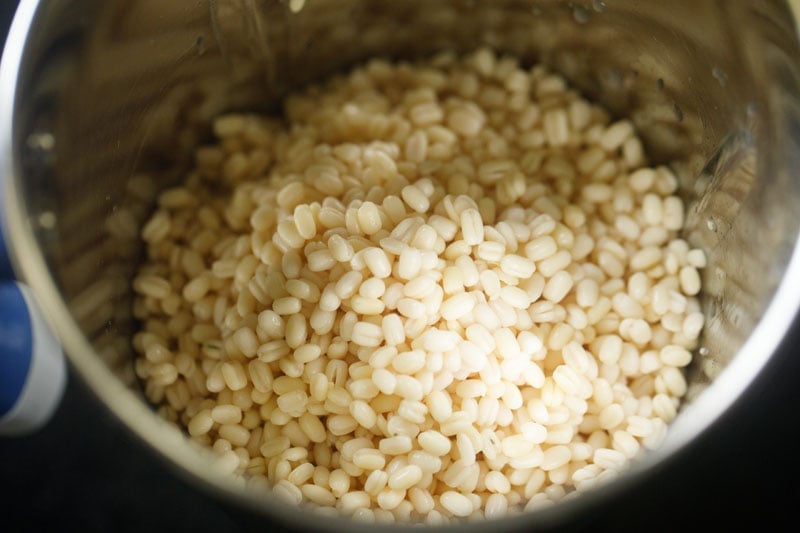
[132,48,705,523]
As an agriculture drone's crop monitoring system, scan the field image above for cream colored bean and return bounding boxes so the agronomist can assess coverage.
[134,48,703,521]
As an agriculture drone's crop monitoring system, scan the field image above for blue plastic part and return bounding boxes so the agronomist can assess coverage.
[0,281,32,416]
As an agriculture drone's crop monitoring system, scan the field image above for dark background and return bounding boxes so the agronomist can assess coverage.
[2,2,799,532]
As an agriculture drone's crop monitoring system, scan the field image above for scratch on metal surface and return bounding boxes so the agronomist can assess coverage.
[208,0,230,64]
[125,39,202,180]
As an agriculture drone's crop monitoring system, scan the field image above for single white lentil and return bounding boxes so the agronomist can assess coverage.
[660,345,693,367]
[542,271,574,303]
[440,491,474,517]
[363,248,392,279]
[388,464,423,490]
[379,435,414,455]
[353,448,387,471]
[593,448,628,471]
[417,430,452,456]
[541,445,572,471]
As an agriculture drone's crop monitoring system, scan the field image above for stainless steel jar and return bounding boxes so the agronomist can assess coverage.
[2,0,800,530]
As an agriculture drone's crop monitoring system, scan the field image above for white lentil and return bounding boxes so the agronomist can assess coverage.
[593,448,628,471]
[440,491,474,517]
[272,296,301,315]
[401,185,430,214]
[542,271,574,303]
[660,345,693,367]
[363,248,392,279]
[599,120,634,151]
[353,448,387,471]
[683,312,705,339]
[388,464,423,491]
[679,266,701,296]
[133,274,171,299]
[662,196,685,230]
[328,234,354,263]
[381,314,405,346]
[417,430,452,456]
[274,479,303,505]
[500,286,531,309]
[379,436,414,455]
[397,298,426,319]
[351,321,384,347]
[540,445,571,471]
[537,250,573,278]
[134,49,705,522]
[687,249,707,268]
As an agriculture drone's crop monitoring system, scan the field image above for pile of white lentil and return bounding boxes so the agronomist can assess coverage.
[132,48,706,524]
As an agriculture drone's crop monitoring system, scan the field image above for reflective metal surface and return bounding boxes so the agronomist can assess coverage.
[2,0,800,530]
